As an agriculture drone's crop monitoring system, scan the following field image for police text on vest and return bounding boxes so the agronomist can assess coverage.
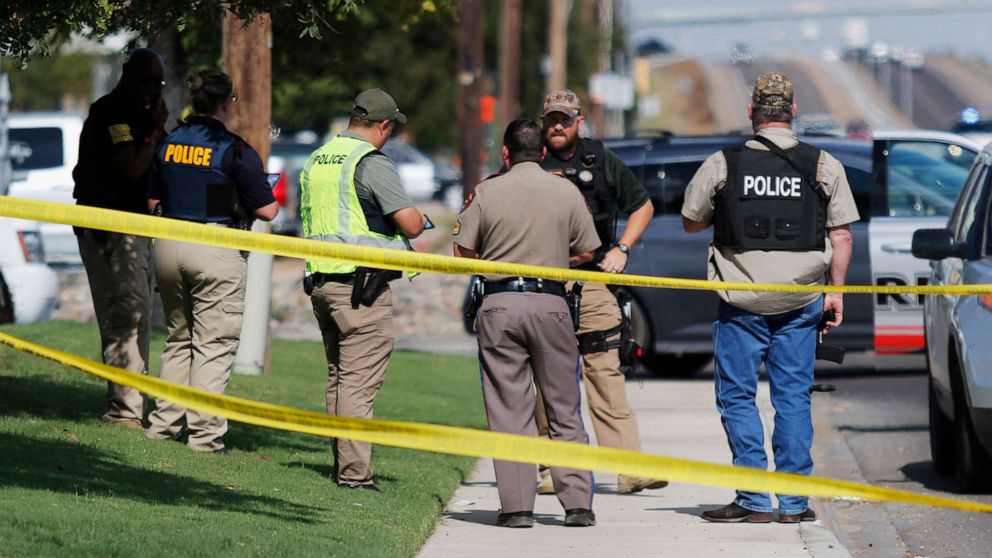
[743,175,802,198]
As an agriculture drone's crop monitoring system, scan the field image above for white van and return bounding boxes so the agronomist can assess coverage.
[7,112,84,265]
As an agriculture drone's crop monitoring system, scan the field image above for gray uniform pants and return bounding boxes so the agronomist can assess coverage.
[146,239,247,452]
[476,291,593,513]
[77,230,153,422]
[311,279,394,487]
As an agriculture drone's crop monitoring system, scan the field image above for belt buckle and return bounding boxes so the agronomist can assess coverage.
[512,277,524,292]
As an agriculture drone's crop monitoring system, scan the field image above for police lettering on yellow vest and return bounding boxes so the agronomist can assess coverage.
[300,135,410,277]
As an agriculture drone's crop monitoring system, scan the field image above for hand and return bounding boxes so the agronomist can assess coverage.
[822,293,843,334]
[598,247,628,274]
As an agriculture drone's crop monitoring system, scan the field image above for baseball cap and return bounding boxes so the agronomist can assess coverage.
[751,72,794,108]
[542,89,581,118]
[352,88,407,123]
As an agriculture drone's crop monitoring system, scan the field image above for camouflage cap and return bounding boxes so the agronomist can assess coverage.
[751,72,793,108]
[542,89,581,117]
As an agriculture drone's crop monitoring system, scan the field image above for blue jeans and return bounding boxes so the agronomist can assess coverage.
[713,297,822,515]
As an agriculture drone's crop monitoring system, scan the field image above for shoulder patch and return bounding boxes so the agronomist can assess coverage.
[108,124,133,145]
[460,192,475,212]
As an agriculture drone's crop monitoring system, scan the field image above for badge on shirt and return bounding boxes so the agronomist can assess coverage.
[578,170,594,183]
[452,219,461,236]
[108,123,134,145]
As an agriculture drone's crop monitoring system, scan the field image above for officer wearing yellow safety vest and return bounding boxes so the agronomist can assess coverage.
[300,88,427,491]
[146,69,278,454]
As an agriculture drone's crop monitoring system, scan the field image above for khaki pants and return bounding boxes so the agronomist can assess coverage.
[77,231,153,422]
[311,279,394,487]
[477,292,593,513]
[146,239,246,452]
[535,281,642,452]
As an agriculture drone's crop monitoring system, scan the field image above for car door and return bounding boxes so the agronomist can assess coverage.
[928,159,990,393]
[870,136,979,354]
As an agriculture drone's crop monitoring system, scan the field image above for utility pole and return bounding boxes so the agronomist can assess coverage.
[547,0,570,92]
[223,11,274,376]
[498,0,522,131]
[457,0,485,197]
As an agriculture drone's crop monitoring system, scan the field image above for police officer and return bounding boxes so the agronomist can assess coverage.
[682,73,858,523]
[72,48,168,429]
[535,89,665,495]
[145,70,278,453]
[301,89,426,491]
[454,118,601,528]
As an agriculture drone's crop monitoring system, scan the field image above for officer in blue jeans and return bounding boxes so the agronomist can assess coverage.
[681,72,859,523]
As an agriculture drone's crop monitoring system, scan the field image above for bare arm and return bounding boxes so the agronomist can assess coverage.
[253,201,280,221]
[453,243,478,259]
[599,199,655,273]
[682,215,711,233]
[823,224,853,333]
[148,197,159,213]
[389,206,426,239]
[570,251,594,267]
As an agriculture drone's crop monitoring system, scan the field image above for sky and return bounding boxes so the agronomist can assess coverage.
[625,0,992,61]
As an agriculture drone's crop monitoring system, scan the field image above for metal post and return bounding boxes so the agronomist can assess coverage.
[0,55,11,196]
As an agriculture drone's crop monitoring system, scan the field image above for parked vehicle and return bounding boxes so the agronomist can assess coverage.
[6,112,84,265]
[0,217,58,323]
[267,140,316,236]
[912,142,992,491]
[380,138,438,202]
[462,130,982,375]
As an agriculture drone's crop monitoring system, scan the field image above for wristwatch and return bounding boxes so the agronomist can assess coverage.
[617,243,629,254]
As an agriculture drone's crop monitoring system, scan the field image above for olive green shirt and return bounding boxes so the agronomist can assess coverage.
[340,131,413,215]
[681,127,861,315]
[544,144,650,215]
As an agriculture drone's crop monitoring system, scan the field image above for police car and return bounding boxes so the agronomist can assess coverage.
[616,130,982,374]
[463,130,983,375]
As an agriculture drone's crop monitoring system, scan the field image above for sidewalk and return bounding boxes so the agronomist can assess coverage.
[419,377,851,558]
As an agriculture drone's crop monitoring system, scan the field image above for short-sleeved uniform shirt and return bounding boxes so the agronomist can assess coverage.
[681,127,861,315]
[147,116,276,214]
[454,161,601,280]
[73,87,162,213]
[543,142,651,216]
[340,131,414,216]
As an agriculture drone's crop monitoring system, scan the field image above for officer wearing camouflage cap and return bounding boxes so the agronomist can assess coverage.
[534,89,666,496]
[682,72,859,523]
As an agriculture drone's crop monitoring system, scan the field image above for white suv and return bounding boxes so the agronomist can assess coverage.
[7,112,84,265]
[913,143,992,492]
[0,216,58,323]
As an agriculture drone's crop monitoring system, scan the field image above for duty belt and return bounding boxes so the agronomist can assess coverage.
[312,272,356,284]
[482,277,566,297]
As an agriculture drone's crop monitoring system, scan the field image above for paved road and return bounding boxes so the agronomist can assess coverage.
[811,363,992,558]
[895,65,970,131]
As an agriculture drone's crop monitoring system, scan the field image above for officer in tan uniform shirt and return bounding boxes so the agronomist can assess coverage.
[454,119,601,528]
[682,72,859,523]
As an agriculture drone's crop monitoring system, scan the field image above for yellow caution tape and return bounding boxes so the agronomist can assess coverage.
[1,196,990,296]
[1,330,991,514]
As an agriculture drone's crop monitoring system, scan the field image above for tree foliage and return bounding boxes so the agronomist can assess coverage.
[0,1,361,60]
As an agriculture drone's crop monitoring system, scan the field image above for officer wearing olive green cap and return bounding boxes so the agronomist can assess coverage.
[300,88,426,491]
[682,72,859,523]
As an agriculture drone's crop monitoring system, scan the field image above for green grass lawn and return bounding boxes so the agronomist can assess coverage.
[0,321,485,558]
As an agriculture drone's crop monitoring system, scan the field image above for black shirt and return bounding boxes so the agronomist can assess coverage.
[72,86,161,213]
[147,116,276,213]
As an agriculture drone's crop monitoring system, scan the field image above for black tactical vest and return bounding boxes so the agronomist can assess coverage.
[541,138,616,267]
[714,141,827,251]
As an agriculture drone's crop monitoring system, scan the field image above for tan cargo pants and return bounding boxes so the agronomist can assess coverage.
[535,281,642,452]
[146,239,247,452]
[477,292,594,513]
[77,230,153,423]
[311,279,394,487]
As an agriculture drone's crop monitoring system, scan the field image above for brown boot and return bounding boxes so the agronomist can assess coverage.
[104,417,145,431]
[701,503,773,523]
[617,475,669,494]
[536,468,555,495]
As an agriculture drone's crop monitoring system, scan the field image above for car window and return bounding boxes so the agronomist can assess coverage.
[948,159,987,231]
[885,140,976,217]
[660,162,702,216]
[640,163,664,212]
[8,127,64,171]
[843,166,872,222]
[955,166,989,242]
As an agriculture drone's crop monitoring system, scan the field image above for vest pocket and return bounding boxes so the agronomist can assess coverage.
[744,215,770,239]
[774,218,801,240]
